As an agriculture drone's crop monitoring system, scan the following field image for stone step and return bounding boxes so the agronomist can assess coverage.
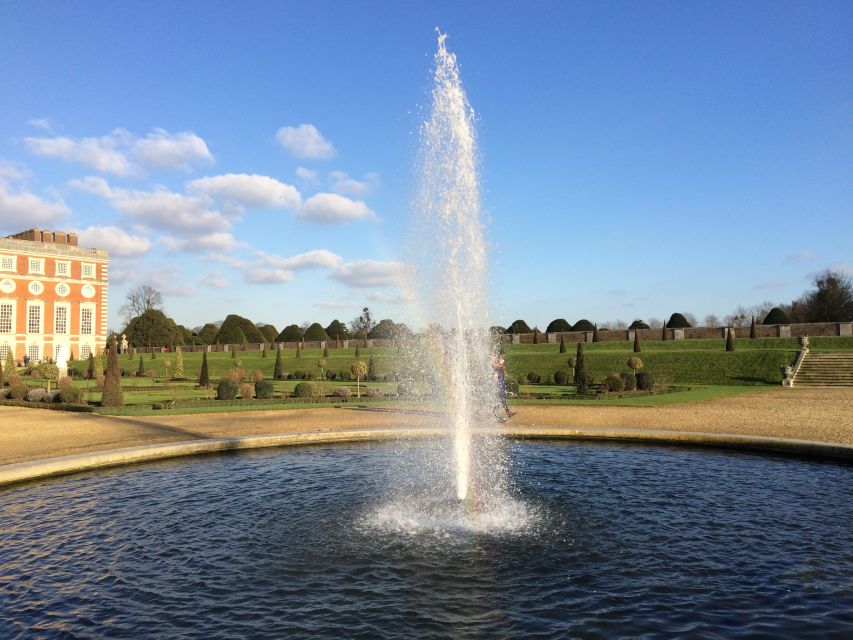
[793,352,853,386]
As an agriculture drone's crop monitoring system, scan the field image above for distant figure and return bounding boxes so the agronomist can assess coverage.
[23,354,30,366]
[491,354,515,422]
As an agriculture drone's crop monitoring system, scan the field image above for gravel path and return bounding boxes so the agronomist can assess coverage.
[0,387,850,466]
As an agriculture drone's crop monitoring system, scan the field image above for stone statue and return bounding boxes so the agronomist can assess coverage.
[56,343,69,381]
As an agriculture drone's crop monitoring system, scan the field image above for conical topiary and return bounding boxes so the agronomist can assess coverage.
[262,346,267,358]
[323,344,329,357]
[173,347,184,379]
[199,350,210,386]
[574,342,586,385]
[274,346,283,380]
[296,343,302,358]
[592,324,600,343]
[559,335,566,354]
[661,320,668,341]
[533,329,540,344]
[0,358,4,388]
[100,334,124,407]
[368,354,376,381]
[749,316,757,339]
[355,343,361,358]
[87,353,95,379]
[726,327,735,352]
[5,348,15,377]
[137,356,145,377]
[93,351,104,378]
[633,331,641,353]
[231,347,236,359]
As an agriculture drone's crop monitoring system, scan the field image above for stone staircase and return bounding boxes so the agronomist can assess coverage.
[795,352,853,387]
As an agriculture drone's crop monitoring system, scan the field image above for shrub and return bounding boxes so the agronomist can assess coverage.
[627,357,643,372]
[333,386,352,398]
[199,351,210,386]
[95,374,106,388]
[240,383,254,399]
[633,332,641,353]
[101,334,124,407]
[172,347,184,379]
[276,324,303,343]
[636,372,655,391]
[26,387,49,402]
[59,385,83,403]
[338,369,352,381]
[252,370,264,382]
[9,384,29,400]
[526,372,540,384]
[8,373,22,387]
[294,381,316,398]
[666,313,692,328]
[365,387,384,399]
[214,314,264,344]
[144,369,155,378]
[323,345,329,358]
[137,356,145,377]
[504,376,520,394]
[726,327,735,352]
[763,307,791,325]
[292,370,305,381]
[507,319,532,334]
[749,316,757,339]
[255,379,274,399]
[602,373,625,393]
[619,372,637,391]
[217,379,239,400]
[572,319,595,332]
[546,318,572,333]
[575,372,590,394]
[303,322,330,342]
[592,324,600,342]
[553,369,568,385]
[559,335,566,353]
[574,343,586,384]
[629,320,650,330]
[273,347,283,379]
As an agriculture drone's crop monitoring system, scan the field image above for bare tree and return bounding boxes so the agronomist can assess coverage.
[683,312,697,327]
[120,285,163,325]
[703,314,720,327]
[647,317,663,329]
[349,306,376,336]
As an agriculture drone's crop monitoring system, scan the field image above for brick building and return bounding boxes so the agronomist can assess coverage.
[0,228,109,364]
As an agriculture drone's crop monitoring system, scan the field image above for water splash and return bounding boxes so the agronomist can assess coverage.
[409,31,496,501]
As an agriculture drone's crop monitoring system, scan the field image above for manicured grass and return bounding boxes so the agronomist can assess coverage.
[513,384,760,407]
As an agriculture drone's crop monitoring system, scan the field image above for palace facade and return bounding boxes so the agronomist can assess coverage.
[0,228,109,364]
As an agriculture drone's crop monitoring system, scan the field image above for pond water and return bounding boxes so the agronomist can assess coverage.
[1,440,852,638]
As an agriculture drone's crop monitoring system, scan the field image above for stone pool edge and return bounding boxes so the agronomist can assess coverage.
[1,426,852,488]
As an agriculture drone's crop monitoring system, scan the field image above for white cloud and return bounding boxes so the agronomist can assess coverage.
[200,272,229,288]
[296,167,319,183]
[244,267,295,284]
[299,192,377,224]
[255,248,342,270]
[0,179,70,228]
[0,160,30,183]
[132,128,213,172]
[160,232,240,253]
[328,170,379,197]
[27,118,54,132]
[69,176,230,234]
[25,127,213,177]
[275,124,335,159]
[785,250,815,265]
[366,291,412,305]
[331,260,408,289]
[76,225,151,257]
[187,173,301,209]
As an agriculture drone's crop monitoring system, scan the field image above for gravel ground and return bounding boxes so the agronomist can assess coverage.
[0,387,850,466]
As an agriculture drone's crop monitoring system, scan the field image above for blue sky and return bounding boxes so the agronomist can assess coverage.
[1,1,850,332]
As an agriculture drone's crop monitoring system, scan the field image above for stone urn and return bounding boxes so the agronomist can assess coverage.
[798,335,809,349]
[780,364,794,388]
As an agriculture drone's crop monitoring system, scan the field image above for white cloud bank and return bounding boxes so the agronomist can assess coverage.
[0,179,69,228]
[328,170,379,197]
[275,124,335,159]
[25,128,212,177]
[76,225,151,257]
[330,260,408,289]
[187,173,301,209]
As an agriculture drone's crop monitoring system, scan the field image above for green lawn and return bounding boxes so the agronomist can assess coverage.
[513,384,760,407]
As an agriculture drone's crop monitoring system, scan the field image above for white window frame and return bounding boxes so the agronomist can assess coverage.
[27,301,44,335]
[27,343,40,362]
[80,343,92,360]
[55,260,71,277]
[54,302,70,335]
[80,304,95,336]
[28,257,45,275]
[0,300,14,334]
[81,262,96,279]
[0,255,15,272]
[0,342,11,361]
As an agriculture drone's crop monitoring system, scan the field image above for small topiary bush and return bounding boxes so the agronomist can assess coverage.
[255,379,274,399]
[553,369,568,385]
[504,376,520,394]
[217,378,239,400]
[636,372,655,391]
[294,381,316,398]
[365,387,384,399]
[292,370,305,381]
[576,372,591,395]
[333,386,352,398]
[338,369,352,382]
[240,383,254,399]
[763,307,790,325]
[26,387,49,402]
[60,386,83,403]
[602,373,625,393]
[619,372,637,391]
[526,372,540,384]
[10,384,29,400]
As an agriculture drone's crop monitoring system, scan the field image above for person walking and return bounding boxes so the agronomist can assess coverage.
[491,354,515,422]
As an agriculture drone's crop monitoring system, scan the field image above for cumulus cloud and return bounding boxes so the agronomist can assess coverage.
[254,248,342,270]
[27,118,54,132]
[299,192,377,224]
[244,267,295,284]
[0,160,31,183]
[330,260,409,289]
[133,128,213,172]
[328,170,379,197]
[295,167,319,183]
[160,232,239,253]
[366,291,412,305]
[187,173,301,210]
[275,124,335,159]
[200,272,229,288]
[785,250,815,265]
[76,225,151,257]
[69,176,230,234]
[0,179,70,228]
[25,127,213,177]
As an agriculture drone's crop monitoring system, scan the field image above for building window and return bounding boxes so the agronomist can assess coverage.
[0,303,12,333]
[0,256,15,272]
[81,263,95,279]
[0,343,10,361]
[27,304,42,334]
[80,344,92,359]
[55,282,70,297]
[28,281,44,295]
[55,306,68,334]
[55,261,70,277]
[27,344,40,362]
[81,307,93,335]
[28,258,44,274]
